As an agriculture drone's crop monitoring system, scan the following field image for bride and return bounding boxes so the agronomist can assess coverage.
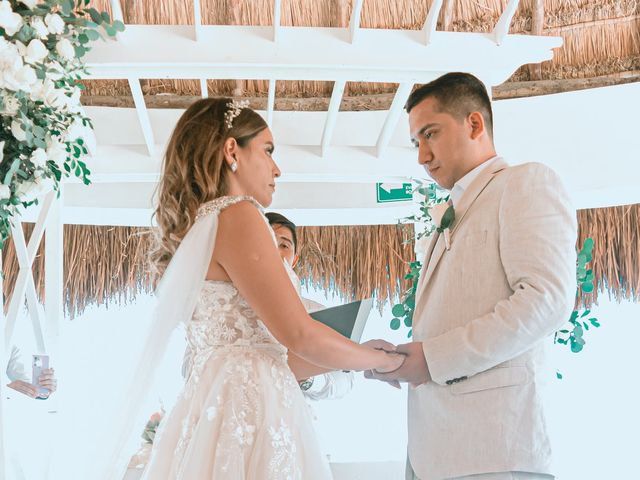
[93,98,403,480]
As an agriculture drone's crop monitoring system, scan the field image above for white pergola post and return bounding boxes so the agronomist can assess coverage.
[0,254,7,480]
[45,186,64,352]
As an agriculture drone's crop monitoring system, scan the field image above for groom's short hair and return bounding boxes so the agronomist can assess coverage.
[405,72,493,138]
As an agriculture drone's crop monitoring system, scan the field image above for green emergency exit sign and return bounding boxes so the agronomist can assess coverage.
[376,183,413,203]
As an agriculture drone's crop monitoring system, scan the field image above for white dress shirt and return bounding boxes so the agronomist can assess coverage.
[450,156,501,208]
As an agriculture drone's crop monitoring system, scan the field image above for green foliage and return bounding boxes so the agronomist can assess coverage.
[0,0,123,248]
[554,237,600,361]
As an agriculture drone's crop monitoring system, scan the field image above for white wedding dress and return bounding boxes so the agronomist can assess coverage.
[140,195,332,479]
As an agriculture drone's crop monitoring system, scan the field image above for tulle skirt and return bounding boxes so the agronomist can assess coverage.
[142,345,332,479]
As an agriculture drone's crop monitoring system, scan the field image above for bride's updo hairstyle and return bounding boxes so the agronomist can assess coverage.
[151,98,268,277]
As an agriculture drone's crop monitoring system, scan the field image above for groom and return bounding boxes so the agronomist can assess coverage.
[367,72,577,479]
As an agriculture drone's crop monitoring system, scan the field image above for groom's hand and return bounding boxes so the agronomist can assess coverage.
[366,342,431,387]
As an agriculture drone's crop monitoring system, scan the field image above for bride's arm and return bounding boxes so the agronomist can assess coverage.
[212,202,402,373]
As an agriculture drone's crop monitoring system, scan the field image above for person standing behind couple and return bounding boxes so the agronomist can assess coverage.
[367,72,578,480]
[265,211,354,400]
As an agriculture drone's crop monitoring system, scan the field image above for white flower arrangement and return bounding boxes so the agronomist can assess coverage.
[0,0,124,248]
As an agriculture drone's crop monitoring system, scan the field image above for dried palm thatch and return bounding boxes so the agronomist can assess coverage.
[2,206,638,318]
[577,204,640,306]
[80,0,640,103]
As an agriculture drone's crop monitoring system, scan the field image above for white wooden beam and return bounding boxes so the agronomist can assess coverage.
[376,82,414,157]
[423,0,444,45]
[109,0,124,23]
[493,0,521,45]
[193,0,202,41]
[321,80,346,156]
[128,78,155,156]
[273,0,282,42]
[348,0,364,43]
[267,79,276,126]
[199,78,208,98]
[45,187,64,346]
[85,25,562,86]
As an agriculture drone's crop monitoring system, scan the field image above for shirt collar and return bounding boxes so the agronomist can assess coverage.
[450,156,500,208]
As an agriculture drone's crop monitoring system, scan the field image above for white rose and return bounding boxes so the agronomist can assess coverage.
[25,39,48,64]
[0,1,24,36]
[44,60,64,80]
[55,38,74,60]
[11,119,27,142]
[30,147,48,168]
[414,235,430,263]
[30,79,65,108]
[45,13,65,35]
[46,137,67,167]
[429,202,451,229]
[16,176,53,202]
[21,0,38,9]
[0,37,23,89]
[0,184,10,201]
[66,118,96,155]
[1,94,20,115]
[30,17,49,40]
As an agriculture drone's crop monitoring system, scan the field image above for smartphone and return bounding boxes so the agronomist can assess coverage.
[32,354,50,397]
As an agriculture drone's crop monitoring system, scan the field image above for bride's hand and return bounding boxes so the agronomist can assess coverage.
[375,350,405,374]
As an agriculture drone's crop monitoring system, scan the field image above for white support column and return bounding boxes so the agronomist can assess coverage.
[45,186,64,351]
[199,78,208,98]
[128,78,155,156]
[267,79,276,126]
[423,0,443,45]
[376,82,413,157]
[0,254,7,480]
[348,0,364,43]
[109,0,124,23]
[320,80,346,157]
[493,0,521,45]
[272,0,282,42]
[193,0,202,41]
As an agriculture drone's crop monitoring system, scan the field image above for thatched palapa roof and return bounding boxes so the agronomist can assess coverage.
[2,0,639,316]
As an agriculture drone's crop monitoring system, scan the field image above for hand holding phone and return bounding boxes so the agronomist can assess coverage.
[32,354,52,398]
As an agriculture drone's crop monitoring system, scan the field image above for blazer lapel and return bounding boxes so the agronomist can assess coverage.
[413,158,509,328]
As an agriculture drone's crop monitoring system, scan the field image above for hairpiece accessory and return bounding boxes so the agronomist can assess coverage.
[224,99,250,130]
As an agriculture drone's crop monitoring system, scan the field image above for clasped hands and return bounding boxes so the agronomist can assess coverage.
[361,340,431,389]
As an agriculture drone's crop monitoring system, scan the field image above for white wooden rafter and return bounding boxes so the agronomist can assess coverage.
[423,0,444,45]
[273,0,282,42]
[376,82,413,157]
[85,25,562,87]
[321,80,346,156]
[109,0,124,23]
[193,0,202,41]
[267,79,276,126]
[128,78,155,156]
[348,0,364,43]
[493,0,521,45]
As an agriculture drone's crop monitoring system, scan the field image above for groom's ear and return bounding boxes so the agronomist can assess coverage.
[223,137,239,164]
[467,111,486,140]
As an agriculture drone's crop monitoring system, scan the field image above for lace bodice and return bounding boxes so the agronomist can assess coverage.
[185,195,287,378]
[187,280,285,353]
